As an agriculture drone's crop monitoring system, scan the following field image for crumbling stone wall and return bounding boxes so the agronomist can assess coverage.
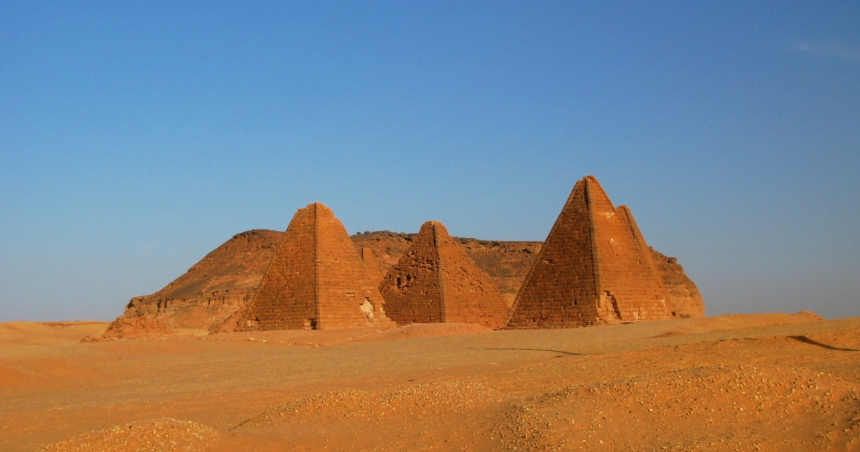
[507,176,670,329]
[240,203,393,331]
[380,221,510,328]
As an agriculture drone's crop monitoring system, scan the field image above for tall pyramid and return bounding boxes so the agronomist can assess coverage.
[506,176,670,328]
[240,203,394,330]
[379,221,510,328]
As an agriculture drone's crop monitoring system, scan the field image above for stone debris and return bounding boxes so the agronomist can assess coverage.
[39,418,217,452]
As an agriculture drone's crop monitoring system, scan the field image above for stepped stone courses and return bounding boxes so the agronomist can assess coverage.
[507,176,671,329]
[380,221,510,329]
[239,203,393,331]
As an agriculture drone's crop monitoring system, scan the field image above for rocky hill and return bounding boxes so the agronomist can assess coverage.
[121,230,704,331]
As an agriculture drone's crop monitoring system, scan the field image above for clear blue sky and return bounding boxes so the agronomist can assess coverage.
[2,1,858,321]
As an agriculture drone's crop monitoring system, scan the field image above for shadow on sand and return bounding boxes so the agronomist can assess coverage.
[788,335,859,352]
[480,347,585,356]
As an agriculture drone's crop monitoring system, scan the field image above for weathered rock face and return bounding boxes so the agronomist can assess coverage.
[122,229,282,331]
[650,248,706,318]
[507,176,671,329]
[238,203,393,331]
[379,221,510,328]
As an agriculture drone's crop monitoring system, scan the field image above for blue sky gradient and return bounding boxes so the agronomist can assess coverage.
[2,1,859,321]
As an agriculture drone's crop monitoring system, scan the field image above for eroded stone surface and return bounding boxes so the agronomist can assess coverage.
[380,221,510,328]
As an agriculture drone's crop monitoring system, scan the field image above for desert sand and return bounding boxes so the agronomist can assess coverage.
[1,312,858,451]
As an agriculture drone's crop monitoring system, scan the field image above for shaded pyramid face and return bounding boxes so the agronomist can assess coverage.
[241,203,393,331]
[380,221,510,328]
[360,247,384,288]
[506,176,669,329]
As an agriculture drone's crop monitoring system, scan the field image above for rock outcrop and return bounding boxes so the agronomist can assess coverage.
[122,229,282,331]
[379,221,510,328]
[650,248,705,318]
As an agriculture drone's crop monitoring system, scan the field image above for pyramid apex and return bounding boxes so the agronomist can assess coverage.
[419,220,449,234]
[306,202,331,210]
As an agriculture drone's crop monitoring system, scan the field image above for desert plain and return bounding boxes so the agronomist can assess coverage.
[2,311,859,451]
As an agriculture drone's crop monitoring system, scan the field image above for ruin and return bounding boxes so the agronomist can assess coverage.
[238,203,393,330]
[379,221,510,328]
[506,175,671,328]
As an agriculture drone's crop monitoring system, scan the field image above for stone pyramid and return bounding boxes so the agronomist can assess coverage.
[506,176,669,328]
[240,203,394,330]
[379,221,510,328]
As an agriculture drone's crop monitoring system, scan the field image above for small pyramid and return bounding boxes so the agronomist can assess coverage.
[379,221,510,328]
[506,176,669,328]
[240,203,394,330]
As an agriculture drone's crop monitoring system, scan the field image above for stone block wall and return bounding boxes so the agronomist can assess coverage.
[314,207,391,329]
[506,177,601,328]
[586,180,669,322]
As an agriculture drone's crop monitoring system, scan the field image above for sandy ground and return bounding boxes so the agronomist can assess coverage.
[1,313,858,452]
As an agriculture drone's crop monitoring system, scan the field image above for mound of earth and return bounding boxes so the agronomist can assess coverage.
[40,418,218,452]
[86,316,175,342]
[651,311,823,338]
[116,230,704,332]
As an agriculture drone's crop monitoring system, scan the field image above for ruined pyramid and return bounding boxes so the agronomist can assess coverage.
[239,203,394,330]
[506,176,670,328]
[379,221,511,328]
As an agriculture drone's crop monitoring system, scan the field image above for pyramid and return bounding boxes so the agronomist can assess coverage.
[379,221,510,328]
[506,176,669,328]
[240,203,394,330]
